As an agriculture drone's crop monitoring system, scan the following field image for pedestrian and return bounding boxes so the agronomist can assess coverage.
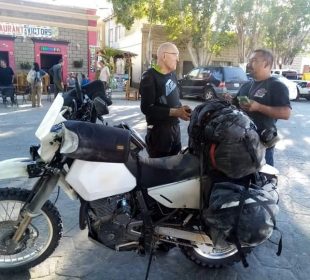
[49,58,64,97]
[139,42,191,158]
[27,62,48,107]
[66,72,76,90]
[0,59,15,105]
[235,49,291,166]
[81,73,90,86]
[98,60,110,91]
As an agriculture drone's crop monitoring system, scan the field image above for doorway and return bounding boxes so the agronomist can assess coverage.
[40,54,62,84]
[0,51,9,65]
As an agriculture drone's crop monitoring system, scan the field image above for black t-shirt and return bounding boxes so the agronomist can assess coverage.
[237,76,291,131]
[0,67,14,86]
[140,68,181,125]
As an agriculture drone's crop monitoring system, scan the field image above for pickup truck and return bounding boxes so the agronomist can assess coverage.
[292,80,310,100]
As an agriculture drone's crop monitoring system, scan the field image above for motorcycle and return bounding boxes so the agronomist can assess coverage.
[0,83,279,277]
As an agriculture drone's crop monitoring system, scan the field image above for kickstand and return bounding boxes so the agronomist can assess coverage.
[144,248,154,280]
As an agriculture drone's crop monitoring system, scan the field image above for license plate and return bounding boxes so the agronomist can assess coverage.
[234,83,240,87]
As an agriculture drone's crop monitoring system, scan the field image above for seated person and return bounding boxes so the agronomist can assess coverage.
[81,74,90,86]
[66,72,76,89]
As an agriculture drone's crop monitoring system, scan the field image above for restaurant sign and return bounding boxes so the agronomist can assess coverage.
[40,46,61,52]
[0,22,58,38]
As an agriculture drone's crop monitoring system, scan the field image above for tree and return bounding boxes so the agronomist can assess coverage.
[109,0,161,66]
[263,0,310,68]
[109,0,310,68]
[227,0,310,67]
[226,0,267,64]
[160,0,236,67]
[109,0,236,67]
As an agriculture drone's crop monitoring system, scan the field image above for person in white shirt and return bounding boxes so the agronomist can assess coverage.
[98,60,110,90]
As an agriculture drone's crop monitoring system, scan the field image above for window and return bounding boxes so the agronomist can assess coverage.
[211,61,232,66]
[204,68,223,81]
[188,68,200,79]
[108,28,113,46]
[115,25,121,42]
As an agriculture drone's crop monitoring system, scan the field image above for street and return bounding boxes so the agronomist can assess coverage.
[0,94,309,280]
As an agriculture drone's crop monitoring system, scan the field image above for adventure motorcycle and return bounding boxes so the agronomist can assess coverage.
[0,83,279,277]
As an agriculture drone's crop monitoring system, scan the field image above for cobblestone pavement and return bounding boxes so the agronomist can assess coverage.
[0,94,309,280]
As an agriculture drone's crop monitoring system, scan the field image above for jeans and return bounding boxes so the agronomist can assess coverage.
[145,123,181,158]
[265,146,275,166]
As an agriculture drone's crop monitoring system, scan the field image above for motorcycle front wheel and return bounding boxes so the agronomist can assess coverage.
[0,188,63,273]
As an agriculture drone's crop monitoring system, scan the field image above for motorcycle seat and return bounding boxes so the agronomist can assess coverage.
[128,152,200,188]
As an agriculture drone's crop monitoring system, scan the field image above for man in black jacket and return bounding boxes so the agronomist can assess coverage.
[0,59,15,104]
[49,58,64,97]
[140,42,191,158]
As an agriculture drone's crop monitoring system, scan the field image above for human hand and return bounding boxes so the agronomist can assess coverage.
[178,105,191,121]
[223,93,233,103]
[170,106,191,121]
[239,99,260,112]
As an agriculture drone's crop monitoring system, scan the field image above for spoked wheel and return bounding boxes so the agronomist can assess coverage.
[0,188,63,273]
[203,88,215,101]
[181,242,250,268]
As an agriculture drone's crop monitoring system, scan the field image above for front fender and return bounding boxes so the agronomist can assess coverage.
[0,158,33,179]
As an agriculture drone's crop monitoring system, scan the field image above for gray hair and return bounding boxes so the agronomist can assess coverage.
[157,42,178,58]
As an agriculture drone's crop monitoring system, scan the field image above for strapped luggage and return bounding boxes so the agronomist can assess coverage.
[188,99,265,179]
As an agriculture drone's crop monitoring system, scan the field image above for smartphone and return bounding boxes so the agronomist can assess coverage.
[237,96,251,104]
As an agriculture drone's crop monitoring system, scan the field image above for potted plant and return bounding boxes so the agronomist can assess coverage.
[20,61,32,70]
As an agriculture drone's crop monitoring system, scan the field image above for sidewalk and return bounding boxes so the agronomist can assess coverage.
[0,96,309,280]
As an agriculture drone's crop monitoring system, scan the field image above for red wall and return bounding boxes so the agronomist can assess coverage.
[87,9,98,81]
[34,41,68,81]
[0,39,15,70]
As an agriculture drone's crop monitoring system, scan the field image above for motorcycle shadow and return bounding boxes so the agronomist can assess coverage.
[0,271,30,280]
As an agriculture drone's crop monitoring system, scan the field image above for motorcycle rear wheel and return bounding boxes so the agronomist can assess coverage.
[181,243,250,268]
[0,188,63,273]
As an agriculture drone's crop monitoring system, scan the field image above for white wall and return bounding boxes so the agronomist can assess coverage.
[104,18,143,84]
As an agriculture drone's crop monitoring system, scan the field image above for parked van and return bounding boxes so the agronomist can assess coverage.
[271,69,298,80]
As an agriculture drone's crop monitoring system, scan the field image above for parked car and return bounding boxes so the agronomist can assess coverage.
[292,80,310,100]
[272,74,298,100]
[271,69,298,80]
[178,66,248,100]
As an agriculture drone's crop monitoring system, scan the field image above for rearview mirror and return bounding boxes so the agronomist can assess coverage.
[93,97,109,116]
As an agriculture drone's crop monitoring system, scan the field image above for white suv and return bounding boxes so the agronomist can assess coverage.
[271,69,298,80]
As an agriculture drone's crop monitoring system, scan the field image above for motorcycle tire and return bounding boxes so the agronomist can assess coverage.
[180,243,251,268]
[0,188,63,273]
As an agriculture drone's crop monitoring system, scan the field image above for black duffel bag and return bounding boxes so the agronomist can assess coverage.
[60,121,130,163]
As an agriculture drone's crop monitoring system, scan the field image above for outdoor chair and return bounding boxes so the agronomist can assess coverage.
[47,84,55,102]
[22,85,31,104]
[0,86,18,107]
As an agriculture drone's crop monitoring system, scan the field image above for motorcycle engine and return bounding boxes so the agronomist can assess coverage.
[88,194,141,251]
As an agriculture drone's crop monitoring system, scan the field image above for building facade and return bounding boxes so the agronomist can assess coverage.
[101,15,309,86]
[101,17,241,87]
[0,0,99,82]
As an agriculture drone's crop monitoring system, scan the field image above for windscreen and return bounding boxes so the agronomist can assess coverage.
[224,68,248,82]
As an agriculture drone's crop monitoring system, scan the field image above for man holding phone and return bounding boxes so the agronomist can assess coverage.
[235,49,291,166]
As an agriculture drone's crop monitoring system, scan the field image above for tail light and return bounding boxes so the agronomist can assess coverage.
[306,82,310,88]
[218,82,226,88]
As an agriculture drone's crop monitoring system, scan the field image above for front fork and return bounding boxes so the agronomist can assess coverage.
[9,172,60,250]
